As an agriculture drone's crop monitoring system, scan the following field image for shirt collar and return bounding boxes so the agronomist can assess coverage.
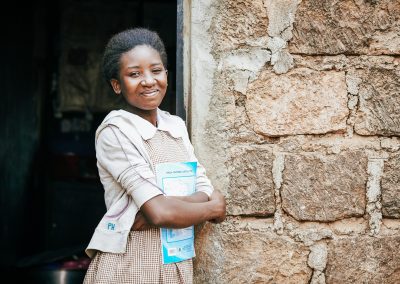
[118,109,182,140]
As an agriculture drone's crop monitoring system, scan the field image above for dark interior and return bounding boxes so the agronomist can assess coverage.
[0,0,177,281]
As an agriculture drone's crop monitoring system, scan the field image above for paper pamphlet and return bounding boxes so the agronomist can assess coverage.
[155,161,197,264]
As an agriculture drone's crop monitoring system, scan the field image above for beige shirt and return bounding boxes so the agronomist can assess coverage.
[85,109,214,258]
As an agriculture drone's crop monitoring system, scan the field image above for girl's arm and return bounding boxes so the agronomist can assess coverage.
[139,190,226,229]
[132,190,225,230]
[170,191,209,203]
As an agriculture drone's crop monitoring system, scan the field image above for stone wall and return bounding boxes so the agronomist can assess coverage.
[190,0,400,283]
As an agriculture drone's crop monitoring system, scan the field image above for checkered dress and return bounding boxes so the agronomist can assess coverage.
[83,130,193,284]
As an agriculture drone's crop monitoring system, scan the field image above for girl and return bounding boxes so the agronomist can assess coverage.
[83,27,226,283]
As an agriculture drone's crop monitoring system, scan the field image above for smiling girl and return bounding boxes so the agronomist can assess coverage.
[83,28,226,284]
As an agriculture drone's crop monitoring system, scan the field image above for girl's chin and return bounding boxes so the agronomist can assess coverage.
[125,104,161,112]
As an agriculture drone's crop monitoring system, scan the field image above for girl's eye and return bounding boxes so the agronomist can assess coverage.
[152,69,162,74]
[130,72,141,77]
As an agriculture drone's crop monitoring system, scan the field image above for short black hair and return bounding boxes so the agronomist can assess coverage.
[102,27,168,85]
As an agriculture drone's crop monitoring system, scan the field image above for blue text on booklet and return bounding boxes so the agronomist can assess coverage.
[155,161,197,264]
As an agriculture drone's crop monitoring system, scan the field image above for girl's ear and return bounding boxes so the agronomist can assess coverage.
[110,79,121,95]
[165,69,168,76]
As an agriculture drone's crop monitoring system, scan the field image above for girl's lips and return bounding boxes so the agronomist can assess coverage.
[141,90,158,97]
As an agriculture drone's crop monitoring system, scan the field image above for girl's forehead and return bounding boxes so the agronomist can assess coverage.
[121,45,162,64]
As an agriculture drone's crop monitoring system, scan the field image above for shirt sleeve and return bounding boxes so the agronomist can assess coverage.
[178,119,214,198]
[96,126,163,208]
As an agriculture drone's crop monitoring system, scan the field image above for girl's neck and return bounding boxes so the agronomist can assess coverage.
[124,106,158,127]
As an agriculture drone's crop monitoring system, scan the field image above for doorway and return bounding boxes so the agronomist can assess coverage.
[0,0,180,280]
[42,0,178,250]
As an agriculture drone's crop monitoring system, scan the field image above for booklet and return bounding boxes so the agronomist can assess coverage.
[155,161,197,264]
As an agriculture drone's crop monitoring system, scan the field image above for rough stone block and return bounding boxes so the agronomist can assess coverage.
[326,236,400,283]
[290,0,400,55]
[227,146,275,216]
[210,0,268,53]
[382,154,400,218]
[246,68,348,136]
[354,68,400,136]
[194,219,312,284]
[281,151,368,221]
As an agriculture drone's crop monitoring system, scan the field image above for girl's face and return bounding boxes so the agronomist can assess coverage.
[111,45,168,113]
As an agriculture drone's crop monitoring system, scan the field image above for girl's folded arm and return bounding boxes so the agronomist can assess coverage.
[140,193,225,228]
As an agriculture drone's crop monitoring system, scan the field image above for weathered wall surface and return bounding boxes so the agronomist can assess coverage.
[190,0,400,283]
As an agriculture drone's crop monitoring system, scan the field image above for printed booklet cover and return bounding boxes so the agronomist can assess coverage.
[155,161,197,264]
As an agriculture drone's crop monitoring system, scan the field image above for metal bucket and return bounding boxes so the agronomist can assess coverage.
[21,268,86,284]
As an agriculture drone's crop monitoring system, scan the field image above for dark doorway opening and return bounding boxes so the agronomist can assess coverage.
[42,0,178,251]
[0,0,178,281]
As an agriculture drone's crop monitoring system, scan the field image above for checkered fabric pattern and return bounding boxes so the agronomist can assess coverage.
[143,130,189,171]
[84,130,193,284]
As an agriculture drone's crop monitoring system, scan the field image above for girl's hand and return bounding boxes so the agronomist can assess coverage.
[209,190,226,224]
[131,211,154,231]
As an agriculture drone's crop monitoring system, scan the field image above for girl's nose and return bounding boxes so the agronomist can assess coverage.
[141,73,156,86]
